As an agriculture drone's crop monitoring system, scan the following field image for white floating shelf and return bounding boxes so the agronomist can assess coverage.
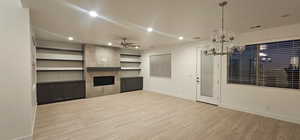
[121,67,141,71]
[37,53,83,61]
[37,67,83,71]
[36,46,83,52]
[120,53,141,57]
[120,61,141,63]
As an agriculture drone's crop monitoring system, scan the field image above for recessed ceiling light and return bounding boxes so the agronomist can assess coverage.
[178,36,184,40]
[108,42,112,46]
[68,37,74,41]
[135,46,139,49]
[89,11,98,17]
[147,27,153,32]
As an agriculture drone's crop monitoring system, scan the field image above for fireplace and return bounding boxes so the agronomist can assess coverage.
[93,76,115,86]
[84,45,121,98]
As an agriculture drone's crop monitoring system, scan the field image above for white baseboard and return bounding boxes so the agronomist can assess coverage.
[144,89,300,125]
[32,104,37,136]
[220,103,300,125]
[144,89,195,101]
[14,135,32,140]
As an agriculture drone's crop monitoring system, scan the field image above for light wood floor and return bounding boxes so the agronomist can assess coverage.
[34,91,300,140]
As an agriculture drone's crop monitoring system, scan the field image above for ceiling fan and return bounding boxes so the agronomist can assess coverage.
[120,38,140,49]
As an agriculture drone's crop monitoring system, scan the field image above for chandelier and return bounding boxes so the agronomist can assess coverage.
[204,1,245,56]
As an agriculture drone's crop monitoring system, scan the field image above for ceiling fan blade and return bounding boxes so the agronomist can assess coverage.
[119,37,140,48]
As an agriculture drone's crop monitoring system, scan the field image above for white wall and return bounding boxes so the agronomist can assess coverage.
[142,43,203,100]
[143,23,300,124]
[0,0,36,139]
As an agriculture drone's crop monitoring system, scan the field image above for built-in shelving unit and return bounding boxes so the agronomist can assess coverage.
[120,52,143,93]
[120,50,142,77]
[36,40,86,105]
[36,40,84,83]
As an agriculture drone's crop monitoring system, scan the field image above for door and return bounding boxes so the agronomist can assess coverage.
[196,48,221,105]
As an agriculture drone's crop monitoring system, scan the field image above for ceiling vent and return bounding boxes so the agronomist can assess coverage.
[250,25,262,30]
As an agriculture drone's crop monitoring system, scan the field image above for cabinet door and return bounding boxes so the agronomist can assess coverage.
[63,81,85,100]
[121,77,143,92]
[137,77,143,90]
[37,83,62,104]
[37,81,85,105]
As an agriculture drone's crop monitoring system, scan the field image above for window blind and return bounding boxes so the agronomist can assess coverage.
[150,54,172,78]
[228,45,257,85]
[228,40,300,89]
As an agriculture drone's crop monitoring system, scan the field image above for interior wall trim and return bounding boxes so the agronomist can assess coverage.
[13,134,32,140]
[143,89,195,101]
[31,105,37,139]
[145,89,300,125]
[220,103,300,125]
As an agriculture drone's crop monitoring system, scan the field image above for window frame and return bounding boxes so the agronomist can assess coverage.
[149,53,172,78]
[227,39,300,90]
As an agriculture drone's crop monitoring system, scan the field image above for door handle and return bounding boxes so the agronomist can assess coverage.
[196,77,200,83]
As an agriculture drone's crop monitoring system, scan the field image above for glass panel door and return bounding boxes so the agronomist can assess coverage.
[196,48,220,105]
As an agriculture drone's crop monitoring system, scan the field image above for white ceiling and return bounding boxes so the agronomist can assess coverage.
[23,0,300,49]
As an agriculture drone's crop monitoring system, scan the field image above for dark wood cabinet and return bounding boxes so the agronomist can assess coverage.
[37,80,85,105]
[120,77,143,93]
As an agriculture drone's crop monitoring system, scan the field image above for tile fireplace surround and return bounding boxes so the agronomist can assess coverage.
[86,70,120,98]
[84,45,121,98]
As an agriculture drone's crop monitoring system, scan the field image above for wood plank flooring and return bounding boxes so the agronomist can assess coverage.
[33,91,300,140]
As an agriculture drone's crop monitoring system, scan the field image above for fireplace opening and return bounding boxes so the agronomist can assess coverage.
[93,76,115,86]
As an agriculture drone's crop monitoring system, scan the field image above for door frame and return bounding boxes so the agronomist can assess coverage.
[196,47,221,105]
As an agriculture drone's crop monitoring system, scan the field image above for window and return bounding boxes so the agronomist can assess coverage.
[150,54,171,78]
[228,45,257,85]
[228,40,300,89]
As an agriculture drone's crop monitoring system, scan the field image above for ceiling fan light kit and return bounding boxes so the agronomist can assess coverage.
[120,38,140,49]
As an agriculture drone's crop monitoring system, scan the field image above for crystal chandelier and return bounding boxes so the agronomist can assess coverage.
[204,1,245,56]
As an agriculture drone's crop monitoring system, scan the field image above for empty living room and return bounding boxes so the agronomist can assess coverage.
[2,0,300,139]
